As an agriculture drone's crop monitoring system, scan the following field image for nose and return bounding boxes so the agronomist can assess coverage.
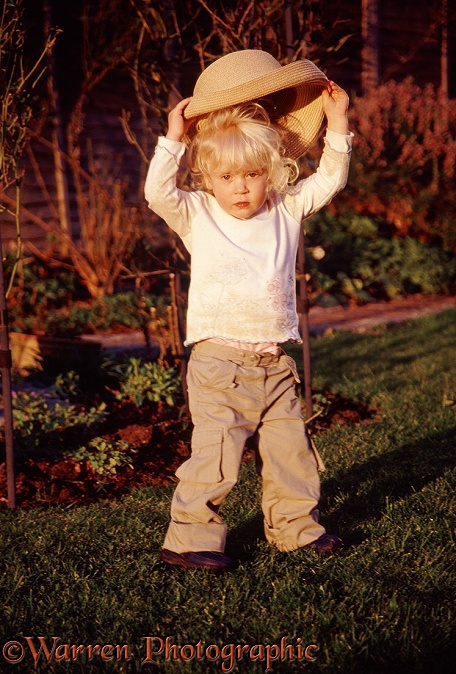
[234,176,248,193]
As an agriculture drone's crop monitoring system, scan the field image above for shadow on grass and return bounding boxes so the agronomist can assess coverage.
[291,311,456,387]
[225,511,266,563]
[349,640,456,674]
[225,426,456,561]
[320,426,456,543]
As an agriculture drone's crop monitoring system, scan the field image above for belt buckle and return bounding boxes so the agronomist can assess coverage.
[247,352,261,366]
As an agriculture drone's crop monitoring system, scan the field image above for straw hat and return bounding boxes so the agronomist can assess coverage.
[184,49,329,159]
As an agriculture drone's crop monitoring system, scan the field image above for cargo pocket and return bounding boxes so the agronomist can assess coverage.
[175,427,224,484]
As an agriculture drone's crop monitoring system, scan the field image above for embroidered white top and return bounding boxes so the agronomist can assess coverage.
[145,130,352,346]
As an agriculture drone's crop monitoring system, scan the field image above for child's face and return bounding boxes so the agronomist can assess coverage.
[205,167,269,219]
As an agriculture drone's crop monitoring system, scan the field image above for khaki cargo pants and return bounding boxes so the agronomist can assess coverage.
[162,340,326,554]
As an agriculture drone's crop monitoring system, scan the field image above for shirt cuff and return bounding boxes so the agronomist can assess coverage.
[156,135,186,157]
[325,129,354,153]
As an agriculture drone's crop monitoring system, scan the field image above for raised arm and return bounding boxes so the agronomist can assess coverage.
[144,98,200,246]
[283,82,352,221]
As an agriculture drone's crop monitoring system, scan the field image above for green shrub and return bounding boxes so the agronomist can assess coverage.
[4,255,80,322]
[305,210,456,303]
[7,269,170,337]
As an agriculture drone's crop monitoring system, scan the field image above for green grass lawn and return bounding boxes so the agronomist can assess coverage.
[1,310,455,674]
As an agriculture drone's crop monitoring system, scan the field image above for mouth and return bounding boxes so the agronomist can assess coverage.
[234,202,250,208]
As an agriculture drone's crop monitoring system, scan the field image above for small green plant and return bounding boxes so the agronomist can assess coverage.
[50,371,82,400]
[11,391,107,457]
[309,391,332,419]
[71,437,134,479]
[111,357,181,408]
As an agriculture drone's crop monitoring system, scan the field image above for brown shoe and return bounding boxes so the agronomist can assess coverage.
[160,548,234,572]
[308,534,343,555]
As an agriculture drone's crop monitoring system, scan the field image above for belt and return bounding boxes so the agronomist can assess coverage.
[192,340,283,366]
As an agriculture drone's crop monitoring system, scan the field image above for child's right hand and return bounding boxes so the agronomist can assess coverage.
[166,97,193,142]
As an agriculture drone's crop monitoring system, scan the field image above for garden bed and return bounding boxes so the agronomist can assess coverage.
[0,385,377,510]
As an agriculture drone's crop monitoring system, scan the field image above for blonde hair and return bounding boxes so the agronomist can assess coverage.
[187,103,298,193]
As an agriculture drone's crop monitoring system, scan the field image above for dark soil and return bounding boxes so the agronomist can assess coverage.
[0,390,377,510]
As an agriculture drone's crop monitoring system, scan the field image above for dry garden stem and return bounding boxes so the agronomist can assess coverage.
[0,310,455,674]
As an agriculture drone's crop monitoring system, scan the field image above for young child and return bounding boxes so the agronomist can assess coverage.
[145,50,352,572]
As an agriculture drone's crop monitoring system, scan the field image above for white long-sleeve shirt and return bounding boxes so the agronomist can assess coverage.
[145,130,352,346]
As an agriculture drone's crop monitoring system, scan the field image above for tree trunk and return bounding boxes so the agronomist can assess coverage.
[362,0,380,93]
[43,0,72,255]
[440,0,448,98]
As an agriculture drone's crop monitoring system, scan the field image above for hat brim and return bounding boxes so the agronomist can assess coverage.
[184,59,327,119]
[183,58,328,159]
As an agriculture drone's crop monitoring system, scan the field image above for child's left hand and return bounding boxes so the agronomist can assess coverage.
[322,81,349,135]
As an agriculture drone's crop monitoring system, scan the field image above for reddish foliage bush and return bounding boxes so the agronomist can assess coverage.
[346,78,456,250]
